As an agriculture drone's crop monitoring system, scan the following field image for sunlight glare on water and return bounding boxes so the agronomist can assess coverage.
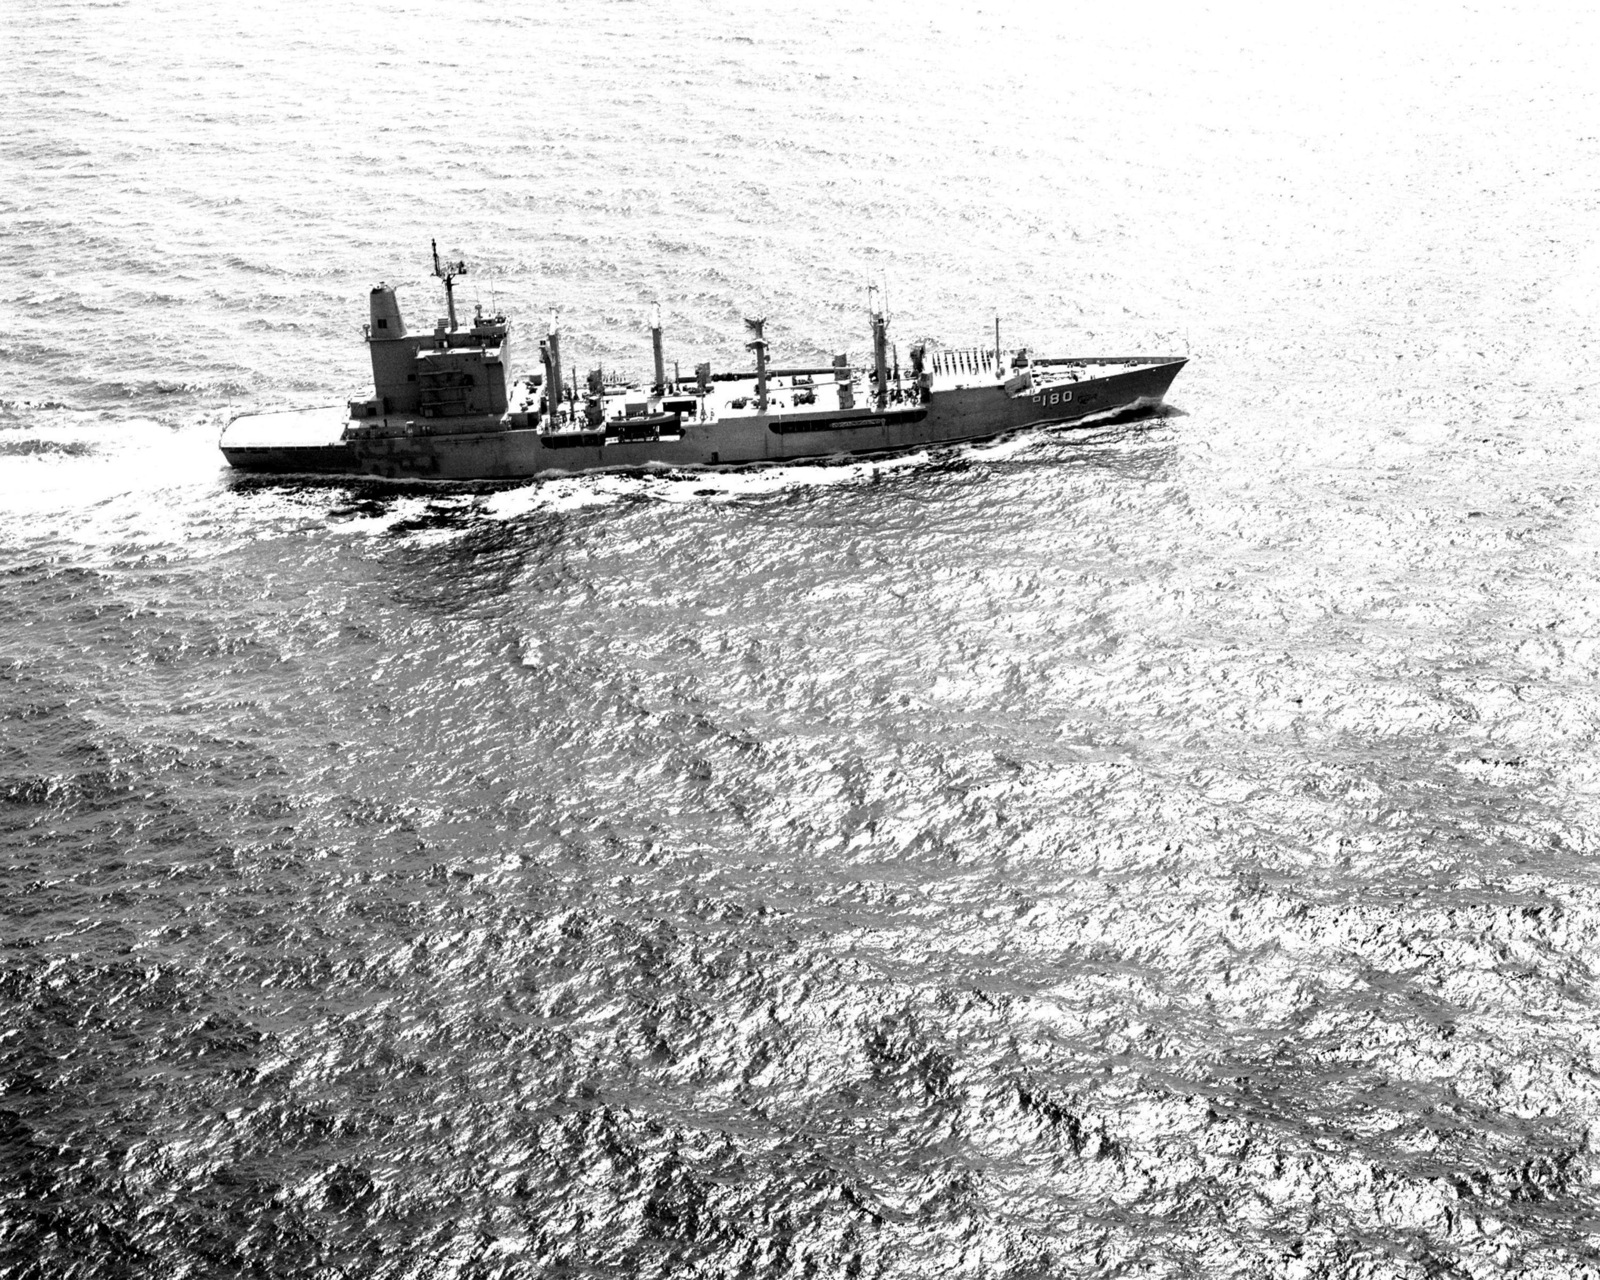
[3,1,1600,1276]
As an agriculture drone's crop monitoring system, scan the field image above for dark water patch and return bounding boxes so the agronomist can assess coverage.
[90,379,216,400]
[0,761,139,814]
[0,438,95,458]
[225,473,524,502]
[383,501,492,539]
[326,498,394,522]
[0,398,84,419]
[0,562,105,611]
[380,524,538,614]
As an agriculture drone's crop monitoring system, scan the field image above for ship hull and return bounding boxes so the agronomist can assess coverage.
[220,443,359,474]
[221,358,1185,482]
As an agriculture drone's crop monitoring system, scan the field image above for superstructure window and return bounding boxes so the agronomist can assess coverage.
[377,318,388,329]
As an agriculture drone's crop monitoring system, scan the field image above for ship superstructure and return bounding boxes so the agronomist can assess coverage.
[220,244,1186,480]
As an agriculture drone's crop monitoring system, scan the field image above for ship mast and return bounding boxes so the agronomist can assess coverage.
[541,313,563,426]
[744,317,769,413]
[651,305,666,399]
[868,283,889,409]
[431,238,467,332]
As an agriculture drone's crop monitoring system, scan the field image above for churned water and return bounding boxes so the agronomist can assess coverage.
[4,1,1600,1275]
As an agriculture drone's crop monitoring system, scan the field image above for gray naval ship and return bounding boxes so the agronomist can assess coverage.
[220,243,1187,480]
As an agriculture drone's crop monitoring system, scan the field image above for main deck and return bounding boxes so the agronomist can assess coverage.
[222,349,1186,479]
[551,349,1176,434]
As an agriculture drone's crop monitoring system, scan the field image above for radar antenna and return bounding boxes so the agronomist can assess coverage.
[431,238,468,332]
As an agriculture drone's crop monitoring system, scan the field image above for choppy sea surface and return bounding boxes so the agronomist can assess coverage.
[4,1,1600,1275]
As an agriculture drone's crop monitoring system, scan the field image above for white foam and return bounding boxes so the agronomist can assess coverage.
[481,450,933,519]
[324,496,430,538]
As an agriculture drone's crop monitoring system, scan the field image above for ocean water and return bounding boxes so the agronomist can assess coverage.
[4,1,1600,1275]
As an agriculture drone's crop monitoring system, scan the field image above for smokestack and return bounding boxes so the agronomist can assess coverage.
[368,284,406,339]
